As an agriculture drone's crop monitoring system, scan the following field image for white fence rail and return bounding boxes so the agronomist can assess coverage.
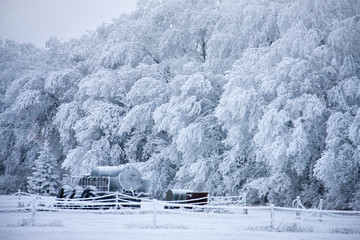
[209,194,247,206]
[1,191,360,230]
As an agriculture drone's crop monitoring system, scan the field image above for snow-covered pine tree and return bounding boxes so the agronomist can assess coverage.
[27,141,60,195]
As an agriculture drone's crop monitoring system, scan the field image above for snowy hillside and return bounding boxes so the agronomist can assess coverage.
[0,0,360,210]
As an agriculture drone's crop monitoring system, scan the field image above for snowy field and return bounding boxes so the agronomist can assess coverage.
[1,195,360,240]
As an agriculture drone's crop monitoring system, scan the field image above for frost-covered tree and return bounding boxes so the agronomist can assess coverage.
[1,0,360,209]
[0,67,61,193]
[315,112,359,209]
[61,99,126,175]
[153,72,225,194]
[27,141,60,195]
[216,0,360,206]
[312,2,360,209]
[315,77,360,209]
[119,76,168,162]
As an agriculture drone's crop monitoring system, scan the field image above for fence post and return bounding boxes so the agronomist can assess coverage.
[319,199,323,222]
[153,199,158,228]
[320,199,323,209]
[17,189,22,208]
[296,196,300,218]
[31,198,36,223]
[107,177,110,192]
[270,204,275,230]
[115,191,119,209]
[243,193,248,214]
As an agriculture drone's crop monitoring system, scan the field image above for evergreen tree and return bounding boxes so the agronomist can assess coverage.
[27,141,60,195]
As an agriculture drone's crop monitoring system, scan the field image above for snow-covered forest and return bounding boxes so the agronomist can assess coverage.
[0,0,359,210]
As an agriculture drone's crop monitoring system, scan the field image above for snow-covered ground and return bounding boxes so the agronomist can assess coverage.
[1,195,359,240]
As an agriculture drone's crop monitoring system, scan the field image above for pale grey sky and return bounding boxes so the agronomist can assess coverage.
[0,0,137,48]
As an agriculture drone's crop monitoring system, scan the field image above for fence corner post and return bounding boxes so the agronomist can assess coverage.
[270,204,275,230]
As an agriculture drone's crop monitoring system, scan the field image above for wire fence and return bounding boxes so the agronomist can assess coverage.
[1,191,360,230]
